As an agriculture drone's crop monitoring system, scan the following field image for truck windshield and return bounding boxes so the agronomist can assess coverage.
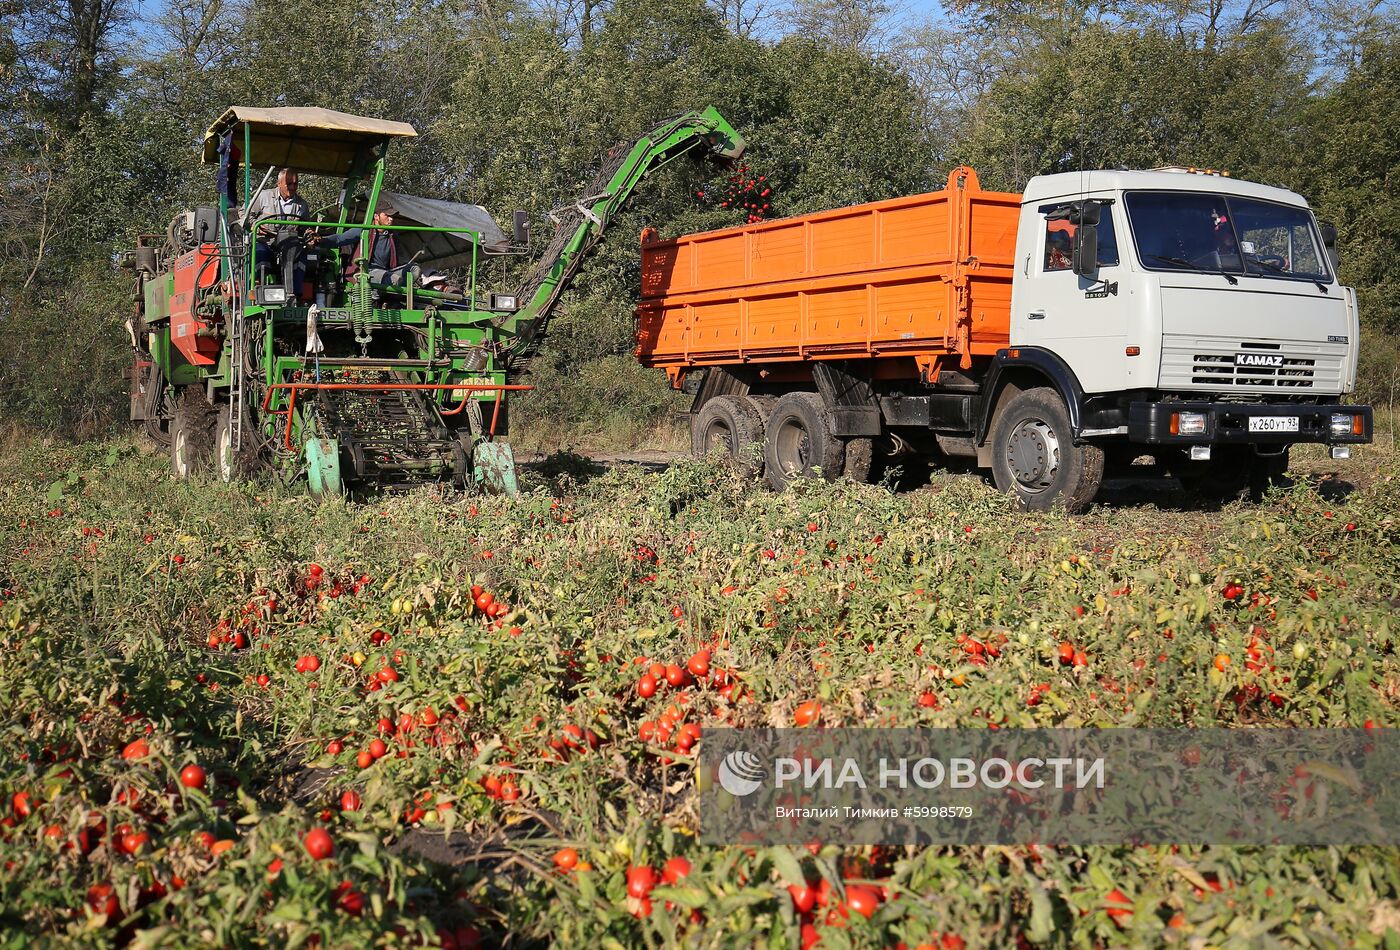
[1125,191,1331,283]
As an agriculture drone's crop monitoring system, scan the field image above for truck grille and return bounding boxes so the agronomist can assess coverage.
[1159,337,1346,394]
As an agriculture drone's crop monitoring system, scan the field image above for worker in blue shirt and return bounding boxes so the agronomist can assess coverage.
[317,198,417,286]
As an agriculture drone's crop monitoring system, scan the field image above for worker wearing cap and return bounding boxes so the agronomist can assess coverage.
[248,168,311,294]
[317,198,418,287]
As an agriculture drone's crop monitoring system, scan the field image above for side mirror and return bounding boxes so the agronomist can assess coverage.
[1320,221,1339,272]
[513,211,530,248]
[1073,224,1099,277]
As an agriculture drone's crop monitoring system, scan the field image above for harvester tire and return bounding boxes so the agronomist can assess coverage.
[763,391,846,491]
[170,388,215,479]
[691,395,766,479]
[989,387,1103,513]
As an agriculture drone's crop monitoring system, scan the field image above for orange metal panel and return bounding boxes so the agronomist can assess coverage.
[636,167,1020,374]
[170,243,223,367]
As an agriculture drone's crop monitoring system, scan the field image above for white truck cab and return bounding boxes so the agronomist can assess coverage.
[984,167,1371,505]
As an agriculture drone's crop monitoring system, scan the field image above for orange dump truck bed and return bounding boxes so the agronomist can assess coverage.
[636,168,1021,382]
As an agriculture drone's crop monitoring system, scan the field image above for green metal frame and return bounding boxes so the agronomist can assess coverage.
[144,105,744,488]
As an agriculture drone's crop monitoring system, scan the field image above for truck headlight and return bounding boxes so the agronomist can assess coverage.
[1172,412,1207,436]
[1330,413,1362,436]
[490,293,518,311]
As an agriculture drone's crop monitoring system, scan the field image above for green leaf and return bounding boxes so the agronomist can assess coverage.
[768,846,808,887]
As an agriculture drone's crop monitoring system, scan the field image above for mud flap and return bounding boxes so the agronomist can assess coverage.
[306,437,343,496]
[472,441,518,496]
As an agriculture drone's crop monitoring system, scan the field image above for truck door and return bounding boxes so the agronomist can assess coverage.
[1012,200,1135,395]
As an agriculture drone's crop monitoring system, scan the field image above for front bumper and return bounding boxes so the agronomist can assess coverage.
[1127,401,1373,445]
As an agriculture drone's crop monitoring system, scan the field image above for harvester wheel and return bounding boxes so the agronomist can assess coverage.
[691,395,765,478]
[170,388,215,479]
[763,391,846,491]
[989,387,1103,513]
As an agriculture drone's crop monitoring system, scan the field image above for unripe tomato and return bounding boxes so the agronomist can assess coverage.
[303,827,334,860]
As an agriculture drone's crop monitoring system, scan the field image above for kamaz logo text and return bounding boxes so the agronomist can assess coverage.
[1234,353,1284,368]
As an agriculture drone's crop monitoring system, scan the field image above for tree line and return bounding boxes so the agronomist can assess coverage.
[1,0,1396,437]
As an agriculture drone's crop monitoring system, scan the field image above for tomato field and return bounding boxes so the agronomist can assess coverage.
[1,433,1398,948]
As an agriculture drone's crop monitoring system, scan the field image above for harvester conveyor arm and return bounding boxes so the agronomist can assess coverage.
[502,107,745,369]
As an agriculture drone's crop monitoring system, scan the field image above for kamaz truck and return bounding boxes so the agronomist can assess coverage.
[636,166,1373,511]
[125,105,744,494]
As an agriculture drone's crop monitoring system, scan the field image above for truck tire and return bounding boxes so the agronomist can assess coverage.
[691,395,766,478]
[843,437,875,483]
[1180,446,1291,502]
[989,388,1103,513]
[170,388,215,478]
[764,391,846,490]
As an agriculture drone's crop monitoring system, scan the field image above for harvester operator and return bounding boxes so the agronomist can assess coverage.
[249,167,311,295]
[316,198,419,288]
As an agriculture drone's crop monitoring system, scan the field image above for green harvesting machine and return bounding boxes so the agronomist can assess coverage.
[124,105,745,494]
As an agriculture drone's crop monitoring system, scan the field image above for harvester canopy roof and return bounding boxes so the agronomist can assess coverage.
[202,106,418,177]
[352,192,509,268]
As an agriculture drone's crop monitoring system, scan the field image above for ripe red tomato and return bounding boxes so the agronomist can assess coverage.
[377,666,399,684]
[499,780,520,802]
[368,739,387,759]
[662,856,691,884]
[121,738,149,761]
[340,790,361,812]
[474,592,494,613]
[1214,654,1231,672]
[1057,642,1075,665]
[11,791,32,820]
[121,830,149,855]
[637,674,658,698]
[794,700,822,727]
[665,664,690,688]
[553,847,579,871]
[303,655,322,673]
[356,750,374,769]
[917,691,939,708]
[86,882,120,918]
[626,865,658,898]
[326,740,344,755]
[303,827,334,860]
[788,882,817,913]
[687,651,710,678]
[179,764,207,790]
[844,884,880,918]
[1105,887,1132,924]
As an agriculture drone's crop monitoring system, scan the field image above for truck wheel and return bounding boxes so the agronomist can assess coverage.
[989,388,1103,513]
[691,395,765,478]
[170,388,215,478]
[1249,448,1291,499]
[764,391,846,490]
[843,438,875,483]
[1178,446,1250,502]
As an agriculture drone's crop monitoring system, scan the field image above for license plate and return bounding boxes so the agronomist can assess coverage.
[1249,416,1298,433]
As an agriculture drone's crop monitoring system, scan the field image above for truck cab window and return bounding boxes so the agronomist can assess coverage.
[1043,208,1119,272]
